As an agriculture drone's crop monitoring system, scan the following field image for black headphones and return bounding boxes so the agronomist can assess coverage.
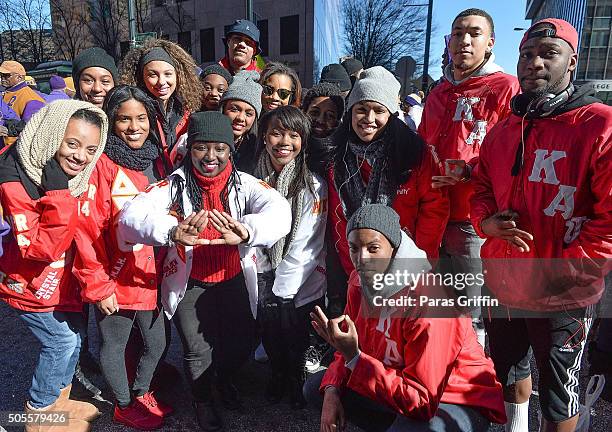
[511,83,574,118]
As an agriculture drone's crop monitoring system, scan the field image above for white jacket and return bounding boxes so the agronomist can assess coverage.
[117,167,291,319]
[256,173,327,308]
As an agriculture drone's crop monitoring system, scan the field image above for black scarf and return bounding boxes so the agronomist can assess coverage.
[104,134,160,171]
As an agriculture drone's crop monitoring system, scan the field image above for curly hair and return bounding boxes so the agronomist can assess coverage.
[259,62,302,108]
[119,39,203,113]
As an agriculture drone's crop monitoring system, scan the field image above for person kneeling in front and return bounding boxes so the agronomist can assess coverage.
[304,204,507,432]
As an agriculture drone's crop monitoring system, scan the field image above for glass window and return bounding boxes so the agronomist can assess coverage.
[280,15,300,55]
[591,30,610,47]
[257,19,269,56]
[200,28,215,62]
[592,17,611,29]
[587,48,607,79]
[178,31,191,54]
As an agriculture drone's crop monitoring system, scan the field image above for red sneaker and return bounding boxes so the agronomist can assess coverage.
[114,402,163,430]
[136,392,174,417]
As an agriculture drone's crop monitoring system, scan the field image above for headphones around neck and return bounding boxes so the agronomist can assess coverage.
[511,83,574,118]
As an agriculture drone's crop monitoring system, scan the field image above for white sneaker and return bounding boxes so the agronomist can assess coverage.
[304,345,323,372]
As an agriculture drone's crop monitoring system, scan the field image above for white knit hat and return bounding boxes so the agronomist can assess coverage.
[347,66,401,114]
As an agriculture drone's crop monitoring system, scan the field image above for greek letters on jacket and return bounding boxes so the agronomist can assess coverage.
[471,102,612,310]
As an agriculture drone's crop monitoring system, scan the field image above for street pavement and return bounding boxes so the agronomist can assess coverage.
[0,301,609,431]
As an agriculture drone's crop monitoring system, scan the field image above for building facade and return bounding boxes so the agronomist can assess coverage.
[526,0,612,104]
[148,0,342,87]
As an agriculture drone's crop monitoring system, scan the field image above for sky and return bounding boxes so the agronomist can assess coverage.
[428,0,532,79]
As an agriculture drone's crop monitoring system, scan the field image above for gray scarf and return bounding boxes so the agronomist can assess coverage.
[336,135,394,218]
[254,154,305,269]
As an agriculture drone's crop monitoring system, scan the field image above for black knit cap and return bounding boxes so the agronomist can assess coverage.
[302,82,345,117]
[72,47,119,88]
[188,111,235,151]
[320,64,352,93]
[341,58,363,76]
[346,204,402,250]
[200,64,233,86]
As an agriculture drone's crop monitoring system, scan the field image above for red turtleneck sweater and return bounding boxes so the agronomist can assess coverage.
[190,162,242,283]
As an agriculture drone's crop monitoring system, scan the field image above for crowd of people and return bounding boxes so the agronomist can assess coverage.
[0,7,610,432]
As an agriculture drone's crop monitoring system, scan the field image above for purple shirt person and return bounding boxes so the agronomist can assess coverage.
[0,97,19,147]
[44,76,71,103]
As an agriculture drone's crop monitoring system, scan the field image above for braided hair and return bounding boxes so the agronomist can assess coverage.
[169,148,243,219]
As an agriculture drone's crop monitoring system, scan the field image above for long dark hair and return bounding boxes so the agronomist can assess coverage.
[103,85,158,141]
[258,105,314,197]
[259,62,303,107]
[169,149,242,219]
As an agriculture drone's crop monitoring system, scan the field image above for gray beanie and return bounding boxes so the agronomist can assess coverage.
[346,204,402,250]
[347,66,401,114]
[221,70,262,117]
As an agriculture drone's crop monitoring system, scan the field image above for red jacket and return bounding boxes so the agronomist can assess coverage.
[0,183,84,312]
[470,96,612,311]
[328,146,449,274]
[321,272,506,423]
[419,68,519,222]
[73,154,158,310]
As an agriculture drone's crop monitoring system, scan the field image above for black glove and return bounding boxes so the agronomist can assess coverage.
[41,157,70,191]
[4,119,25,137]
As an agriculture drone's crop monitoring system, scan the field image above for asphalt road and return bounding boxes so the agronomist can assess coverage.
[0,302,609,431]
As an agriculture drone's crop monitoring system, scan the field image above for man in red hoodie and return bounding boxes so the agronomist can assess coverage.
[471,19,611,432]
[419,8,519,344]
[218,20,262,75]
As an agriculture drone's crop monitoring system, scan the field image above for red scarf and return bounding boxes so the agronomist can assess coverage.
[190,161,241,283]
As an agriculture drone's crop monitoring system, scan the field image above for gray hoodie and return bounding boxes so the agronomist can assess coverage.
[443,53,505,86]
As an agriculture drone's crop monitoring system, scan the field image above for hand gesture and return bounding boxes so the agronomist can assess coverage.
[171,210,209,246]
[97,293,118,316]
[480,209,534,252]
[320,386,346,432]
[310,306,359,362]
[205,209,250,246]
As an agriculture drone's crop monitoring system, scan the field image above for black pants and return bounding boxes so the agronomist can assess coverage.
[96,308,166,407]
[258,271,324,382]
[173,273,255,401]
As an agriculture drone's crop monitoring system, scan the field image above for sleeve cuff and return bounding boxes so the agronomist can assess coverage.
[344,351,361,371]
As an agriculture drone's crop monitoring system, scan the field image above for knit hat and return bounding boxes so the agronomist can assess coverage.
[302,82,345,117]
[139,47,175,70]
[200,64,233,86]
[347,66,401,114]
[346,204,402,250]
[49,75,66,90]
[72,47,119,87]
[15,100,108,197]
[188,111,235,151]
[341,58,363,76]
[404,93,421,107]
[224,19,262,55]
[520,18,578,52]
[320,64,352,93]
[221,70,262,117]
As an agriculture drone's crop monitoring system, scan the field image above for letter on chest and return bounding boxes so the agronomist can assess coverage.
[527,149,575,220]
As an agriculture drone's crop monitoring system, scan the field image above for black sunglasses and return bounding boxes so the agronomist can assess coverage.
[262,84,293,101]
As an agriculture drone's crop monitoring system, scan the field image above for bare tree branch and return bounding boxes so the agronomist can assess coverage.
[50,0,88,60]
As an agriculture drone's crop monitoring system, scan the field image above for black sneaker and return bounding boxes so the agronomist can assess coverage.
[193,400,223,432]
[71,363,102,400]
[264,373,286,403]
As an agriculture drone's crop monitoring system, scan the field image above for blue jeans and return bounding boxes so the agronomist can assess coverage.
[304,370,491,432]
[17,310,86,408]
[439,221,485,319]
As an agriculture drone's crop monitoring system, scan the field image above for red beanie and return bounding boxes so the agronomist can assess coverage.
[520,18,578,53]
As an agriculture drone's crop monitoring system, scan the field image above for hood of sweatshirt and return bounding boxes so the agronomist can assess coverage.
[443,53,505,86]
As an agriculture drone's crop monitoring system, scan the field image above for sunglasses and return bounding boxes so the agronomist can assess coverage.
[262,84,293,101]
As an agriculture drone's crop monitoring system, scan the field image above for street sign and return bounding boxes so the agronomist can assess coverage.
[396,56,417,97]
[589,80,612,92]
[135,32,157,47]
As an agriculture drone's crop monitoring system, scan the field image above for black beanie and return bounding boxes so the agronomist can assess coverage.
[188,111,235,151]
[72,47,119,90]
[320,63,352,93]
[341,58,364,76]
[200,64,233,86]
[346,204,402,250]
